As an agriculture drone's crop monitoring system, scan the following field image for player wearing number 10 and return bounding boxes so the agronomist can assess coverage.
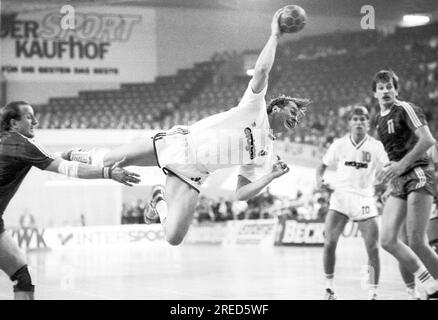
[316,106,389,300]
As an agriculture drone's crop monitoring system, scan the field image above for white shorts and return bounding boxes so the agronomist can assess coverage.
[329,191,378,222]
[152,126,209,192]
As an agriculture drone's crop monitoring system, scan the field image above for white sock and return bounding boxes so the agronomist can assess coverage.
[405,281,416,290]
[368,284,378,298]
[325,274,334,290]
[156,199,168,225]
[407,287,419,299]
[414,265,438,294]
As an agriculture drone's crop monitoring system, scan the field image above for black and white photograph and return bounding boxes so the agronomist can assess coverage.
[1,0,438,305]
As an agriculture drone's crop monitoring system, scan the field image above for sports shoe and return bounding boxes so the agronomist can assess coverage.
[426,289,438,300]
[144,185,165,224]
[324,288,337,300]
[407,288,421,300]
[369,293,378,300]
[61,148,94,164]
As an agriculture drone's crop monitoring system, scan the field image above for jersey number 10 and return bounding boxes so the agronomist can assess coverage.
[362,151,371,163]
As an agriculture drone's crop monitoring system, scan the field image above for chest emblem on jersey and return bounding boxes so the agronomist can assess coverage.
[244,127,256,160]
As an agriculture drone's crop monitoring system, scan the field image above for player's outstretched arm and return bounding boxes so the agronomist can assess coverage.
[251,9,283,94]
[236,158,289,201]
[44,157,141,187]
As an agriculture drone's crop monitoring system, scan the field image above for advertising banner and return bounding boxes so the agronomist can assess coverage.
[184,222,228,245]
[9,218,369,250]
[1,6,157,82]
[8,224,165,250]
[224,219,277,246]
[275,218,325,246]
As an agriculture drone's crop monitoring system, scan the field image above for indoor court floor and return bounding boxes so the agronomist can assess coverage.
[0,238,417,300]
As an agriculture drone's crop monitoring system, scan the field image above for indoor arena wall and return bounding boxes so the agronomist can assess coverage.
[2,4,399,104]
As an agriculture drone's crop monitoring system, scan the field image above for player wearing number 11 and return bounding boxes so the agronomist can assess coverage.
[373,70,438,300]
[316,106,389,300]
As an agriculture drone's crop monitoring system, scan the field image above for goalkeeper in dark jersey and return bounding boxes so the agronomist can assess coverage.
[0,101,140,300]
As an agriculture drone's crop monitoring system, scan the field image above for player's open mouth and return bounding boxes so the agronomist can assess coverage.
[285,119,296,129]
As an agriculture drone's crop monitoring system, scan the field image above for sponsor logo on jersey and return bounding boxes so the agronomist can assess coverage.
[244,127,256,160]
[344,161,368,169]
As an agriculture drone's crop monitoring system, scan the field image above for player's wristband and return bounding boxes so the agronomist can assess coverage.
[102,167,111,179]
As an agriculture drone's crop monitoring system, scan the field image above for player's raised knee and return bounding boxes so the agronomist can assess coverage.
[165,234,184,246]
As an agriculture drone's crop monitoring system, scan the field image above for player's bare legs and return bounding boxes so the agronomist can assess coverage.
[406,192,438,278]
[381,195,438,296]
[0,232,34,300]
[323,209,348,299]
[398,221,421,299]
[150,172,199,246]
[358,217,380,299]
[381,197,420,271]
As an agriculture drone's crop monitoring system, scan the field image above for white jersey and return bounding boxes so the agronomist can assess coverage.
[322,134,389,197]
[189,80,275,182]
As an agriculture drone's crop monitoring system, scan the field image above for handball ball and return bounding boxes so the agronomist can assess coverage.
[278,5,307,33]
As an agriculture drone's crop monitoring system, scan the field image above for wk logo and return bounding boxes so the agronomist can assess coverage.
[10,228,47,249]
[58,233,74,245]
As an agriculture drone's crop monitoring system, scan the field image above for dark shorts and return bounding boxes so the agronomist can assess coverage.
[390,165,436,200]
